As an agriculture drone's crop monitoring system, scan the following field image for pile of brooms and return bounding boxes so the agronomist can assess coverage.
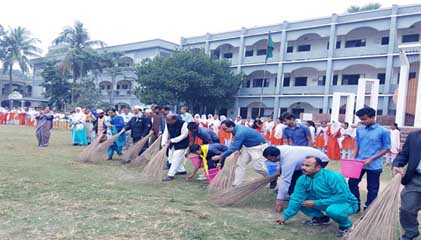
[347,174,403,240]
[120,131,154,164]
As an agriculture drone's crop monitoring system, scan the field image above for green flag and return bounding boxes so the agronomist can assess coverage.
[265,32,274,63]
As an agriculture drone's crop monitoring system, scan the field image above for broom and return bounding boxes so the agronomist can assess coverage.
[208,152,240,193]
[141,145,169,181]
[90,131,125,163]
[78,134,103,163]
[120,131,154,163]
[129,135,162,169]
[347,174,403,240]
[209,174,278,206]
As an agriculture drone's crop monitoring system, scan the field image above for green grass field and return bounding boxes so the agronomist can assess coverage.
[0,126,393,240]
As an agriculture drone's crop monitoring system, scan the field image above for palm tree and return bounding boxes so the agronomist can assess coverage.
[53,21,105,104]
[347,3,381,13]
[1,26,42,97]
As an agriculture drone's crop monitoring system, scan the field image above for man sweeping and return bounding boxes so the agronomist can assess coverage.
[212,119,268,186]
[187,122,219,145]
[275,156,358,238]
[124,105,151,144]
[392,130,421,240]
[103,109,126,160]
[161,114,189,181]
[263,146,329,212]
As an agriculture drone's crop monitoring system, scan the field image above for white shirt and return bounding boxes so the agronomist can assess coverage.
[161,122,189,147]
[274,123,285,139]
[120,112,133,123]
[390,129,401,154]
[263,121,275,135]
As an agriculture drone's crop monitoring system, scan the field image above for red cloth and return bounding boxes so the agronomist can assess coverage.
[326,127,341,160]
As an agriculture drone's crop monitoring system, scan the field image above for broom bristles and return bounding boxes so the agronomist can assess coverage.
[208,152,240,193]
[209,174,278,206]
[130,135,162,168]
[79,134,103,163]
[120,131,153,163]
[88,131,124,163]
[141,145,169,180]
[347,174,403,240]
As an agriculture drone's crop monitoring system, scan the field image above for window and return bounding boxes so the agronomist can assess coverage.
[287,46,293,53]
[402,34,420,43]
[298,44,311,52]
[336,41,341,49]
[100,85,105,90]
[409,72,417,79]
[280,108,288,114]
[377,73,386,85]
[377,109,383,116]
[342,74,360,85]
[345,39,366,48]
[318,76,326,86]
[332,75,338,85]
[245,50,253,57]
[256,49,267,56]
[283,77,290,87]
[252,79,268,88]
[244,80,251,88]
[239,107,248,119]
[223,52,233,59]
[381,36,389,45]
[294,77,307,86]
[319,109,323,114]
[211,50,220,59]
[122,84,129,90]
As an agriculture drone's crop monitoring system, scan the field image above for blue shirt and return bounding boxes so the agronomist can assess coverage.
[192,127,219,144]
[221,125,266,159]
[355,124,391,170]
[283,123,311,146]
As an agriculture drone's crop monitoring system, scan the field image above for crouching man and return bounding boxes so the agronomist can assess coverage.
[275,156,358,238]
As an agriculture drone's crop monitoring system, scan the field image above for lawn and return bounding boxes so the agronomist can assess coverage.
[0,126,393,240]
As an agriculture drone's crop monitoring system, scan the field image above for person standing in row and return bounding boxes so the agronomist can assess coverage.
[326,122,341,160]
[282,112,312,146]
[386,123,401,165]
[348,107,390,212]
[104,109,126,160]
[70,107,88,146]
[180,106,193,123]
[124,105,151,144]
[340,122,355,160]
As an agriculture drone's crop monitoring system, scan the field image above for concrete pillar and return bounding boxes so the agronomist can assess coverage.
[205,33,211,56]
[273,21,288,119]
[356,78,379,112]
[414,55,421,128]
[323,14,338,113]
[331,93,341,123]
[395,51,409,127]
[345,94,356,124]
[331,92,356,124]
[237,28,246,67]
[383,4,399,115]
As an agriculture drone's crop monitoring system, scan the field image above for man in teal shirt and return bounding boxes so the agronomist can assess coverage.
[275,156,358,238]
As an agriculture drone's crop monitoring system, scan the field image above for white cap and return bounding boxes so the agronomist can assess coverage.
[133,105,142,110]
[96,109,104,114]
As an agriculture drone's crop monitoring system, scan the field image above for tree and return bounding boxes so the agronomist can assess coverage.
[73,78,106,109]
[40,61,71,111]
[347,3,381,13]
[1,26,41,96]
[53,21,105,104]
[135,50,243,113]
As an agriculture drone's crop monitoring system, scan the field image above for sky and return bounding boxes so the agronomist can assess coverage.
[1,0,420,54]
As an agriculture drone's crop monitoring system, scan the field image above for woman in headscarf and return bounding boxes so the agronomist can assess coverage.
[326,121,341,160]
[69,107,88,146]
[200,114,208,128]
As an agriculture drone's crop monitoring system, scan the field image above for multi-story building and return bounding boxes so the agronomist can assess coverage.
[0,70,40,107]
[30,39,178,109]
[181,4,421,120]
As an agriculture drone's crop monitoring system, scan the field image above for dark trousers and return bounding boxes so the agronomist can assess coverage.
[288,170,303,195]
[400,173,421,239]
[348,169,382,208]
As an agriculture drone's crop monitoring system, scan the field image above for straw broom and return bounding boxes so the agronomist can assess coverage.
[209,174,278,206]
[208,152,240,193]
[120,131,154,163]
[130,135,162,169]
[347,174,403,240]
[89,131,125,163]
[78,134,102,163]
[141,145,169,180]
